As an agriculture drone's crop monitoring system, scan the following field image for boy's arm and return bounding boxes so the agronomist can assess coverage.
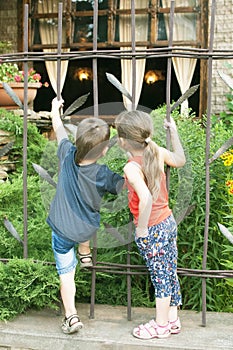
[162,117,186,168]
[51,97,68,144]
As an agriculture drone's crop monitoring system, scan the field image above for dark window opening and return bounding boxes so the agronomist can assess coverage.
[34,56,199,116]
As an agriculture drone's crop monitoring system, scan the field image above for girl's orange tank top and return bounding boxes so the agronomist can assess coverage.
[126,156,172,227]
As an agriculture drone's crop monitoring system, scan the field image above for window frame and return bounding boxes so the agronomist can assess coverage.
[21,0,208,117]
[25,0,202,50]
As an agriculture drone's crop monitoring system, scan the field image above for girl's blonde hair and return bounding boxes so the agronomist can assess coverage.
[115,110,161,200]
[75,117,110,163]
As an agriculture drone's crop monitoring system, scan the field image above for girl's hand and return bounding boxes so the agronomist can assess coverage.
[164,117,177,133]
[136,227,149,238]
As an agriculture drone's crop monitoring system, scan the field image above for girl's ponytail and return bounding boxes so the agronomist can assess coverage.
[142,140,161,200]
[115,109,162,199]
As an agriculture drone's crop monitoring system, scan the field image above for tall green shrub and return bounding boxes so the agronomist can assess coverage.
[0,106,232,320]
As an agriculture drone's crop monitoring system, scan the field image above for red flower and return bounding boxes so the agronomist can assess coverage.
[14,75,23,83]
[32,73,41,81]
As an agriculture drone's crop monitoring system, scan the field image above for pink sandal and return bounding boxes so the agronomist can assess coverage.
[133,319,171,339]
[170,317,181,334]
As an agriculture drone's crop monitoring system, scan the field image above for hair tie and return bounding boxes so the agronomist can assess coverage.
[145,137,151,144]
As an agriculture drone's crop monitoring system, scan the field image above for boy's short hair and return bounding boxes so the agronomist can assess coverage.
[75,117,110,163]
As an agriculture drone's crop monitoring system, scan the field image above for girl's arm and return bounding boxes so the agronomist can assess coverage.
[124,162,152,237]
[161,117,186,168]
[51,97,68,144]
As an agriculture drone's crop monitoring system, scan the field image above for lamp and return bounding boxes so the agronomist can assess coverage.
[74,67,93,81]
[144,70,165,85]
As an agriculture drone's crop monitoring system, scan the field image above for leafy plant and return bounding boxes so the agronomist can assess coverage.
[0,62,48,86]
[0,259,60,320]
[0,104,233,320]
[0,108,48,178]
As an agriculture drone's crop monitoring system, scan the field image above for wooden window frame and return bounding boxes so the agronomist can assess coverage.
[22,0,202,50]
[20,0,208,117]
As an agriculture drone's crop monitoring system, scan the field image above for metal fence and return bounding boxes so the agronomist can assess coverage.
[1,0,233,326]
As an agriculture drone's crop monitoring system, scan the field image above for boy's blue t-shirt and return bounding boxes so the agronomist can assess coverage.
[47,139,124,243]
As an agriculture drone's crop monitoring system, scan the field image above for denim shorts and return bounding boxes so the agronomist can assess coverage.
[52,231,78,275]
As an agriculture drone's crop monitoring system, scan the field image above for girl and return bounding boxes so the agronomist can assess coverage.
[115,110,186,339]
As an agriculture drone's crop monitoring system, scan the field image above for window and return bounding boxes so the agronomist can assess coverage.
[26,0,203,116]
[29,0,201,49]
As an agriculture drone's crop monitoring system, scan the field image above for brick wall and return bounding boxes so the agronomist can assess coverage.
[211,0,233,115]
[0,1,18,53]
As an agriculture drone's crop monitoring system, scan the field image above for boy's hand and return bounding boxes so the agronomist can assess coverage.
[51,97,64,115]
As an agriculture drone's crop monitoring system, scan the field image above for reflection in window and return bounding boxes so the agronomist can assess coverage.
[73,0,108,43]
[157,0,167,41]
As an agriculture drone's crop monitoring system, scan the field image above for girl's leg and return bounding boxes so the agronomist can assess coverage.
[168,305,178,322]
[156,296,171,325]
[135,220,172,326]
[167,215,182,320]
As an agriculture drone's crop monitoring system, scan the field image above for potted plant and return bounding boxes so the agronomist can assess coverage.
[0,62,49,109]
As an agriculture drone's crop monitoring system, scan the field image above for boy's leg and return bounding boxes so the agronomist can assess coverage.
[78,240,91,255]
[78,240,93,267]
[59,270,83,334]
[60,269,77,317]
[52,232,83,334]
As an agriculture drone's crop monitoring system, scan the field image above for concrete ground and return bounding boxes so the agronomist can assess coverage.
[0,303,232,350]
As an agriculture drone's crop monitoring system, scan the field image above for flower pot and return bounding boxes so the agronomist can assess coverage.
[0,82,41,109]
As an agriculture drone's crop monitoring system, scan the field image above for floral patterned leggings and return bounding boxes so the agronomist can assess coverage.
[135,214,182,306]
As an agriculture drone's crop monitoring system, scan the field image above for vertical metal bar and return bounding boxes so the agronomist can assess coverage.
[166,0,174,123]
[127,217,133,321]
[65,0,71,46]
[90,234,97,319]
[131,0,136,110]
[202,0,216,328]
[23,3,29,259]
[199,0,209,119]
[93,0,99,117]
[89,0,99,318]
[57,2,63,100]
[165,0,175,190]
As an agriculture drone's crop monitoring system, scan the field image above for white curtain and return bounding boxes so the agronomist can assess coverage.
[162,0,197,115]
[38,1,69,94]
[119,0,148,110]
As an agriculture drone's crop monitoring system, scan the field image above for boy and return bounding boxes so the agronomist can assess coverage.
[47,98,124,334]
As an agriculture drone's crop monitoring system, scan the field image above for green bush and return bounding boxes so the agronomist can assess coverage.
[150,107,233,312]
[0,106,232,320]
[0,108,47,178]
[0,259,60,320]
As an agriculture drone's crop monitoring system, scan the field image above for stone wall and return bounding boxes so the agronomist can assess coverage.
[0,1,18,53]
[211,0,233,115]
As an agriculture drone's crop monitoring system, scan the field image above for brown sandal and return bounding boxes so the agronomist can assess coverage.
[78,251,93,268]
[61,314,83,334]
